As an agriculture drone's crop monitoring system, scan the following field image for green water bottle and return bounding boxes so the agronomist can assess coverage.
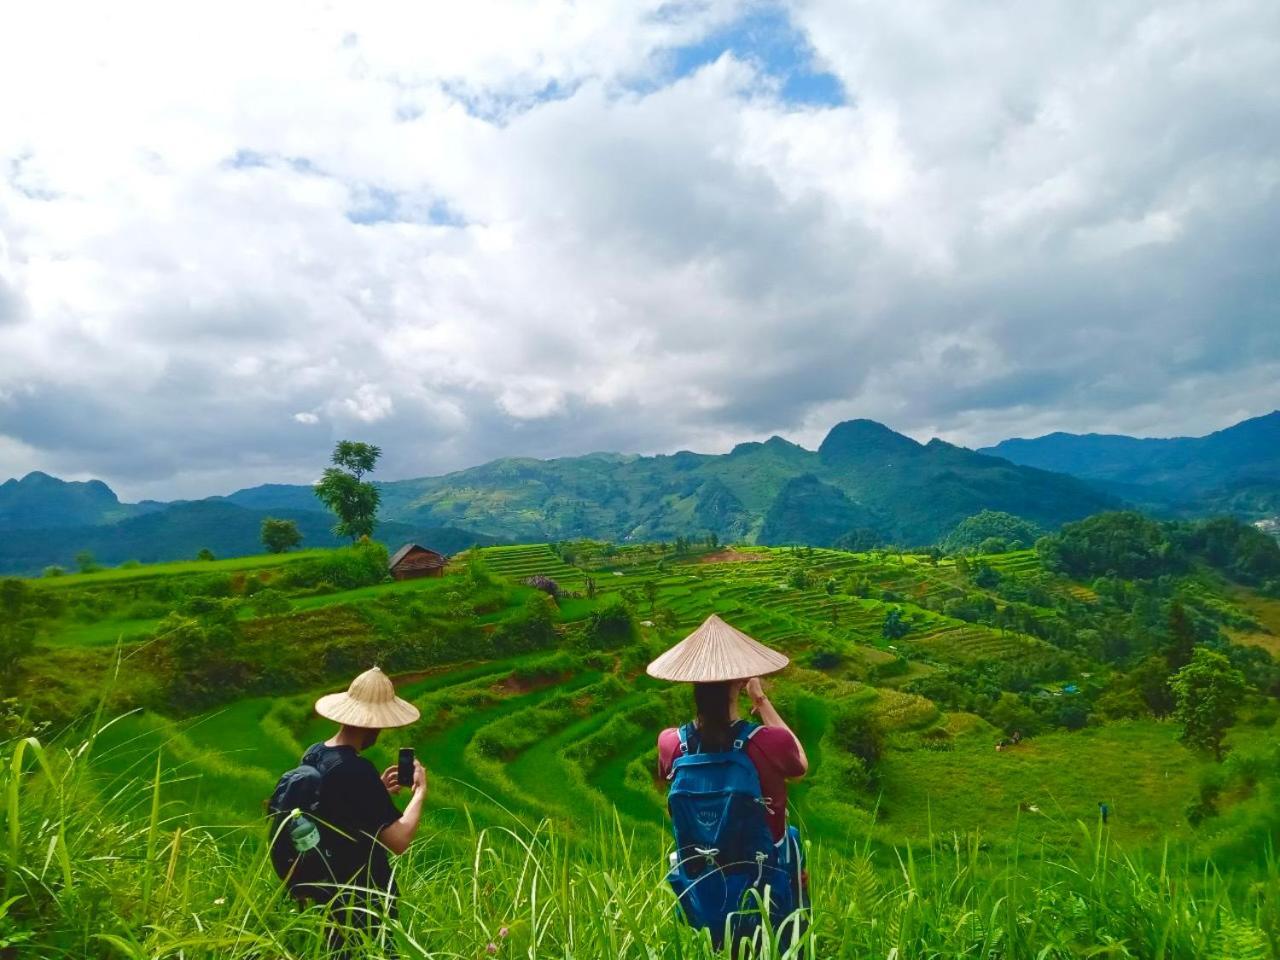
[290,809,320,853]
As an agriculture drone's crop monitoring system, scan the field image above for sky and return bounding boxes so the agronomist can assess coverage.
[1,0,1278,500]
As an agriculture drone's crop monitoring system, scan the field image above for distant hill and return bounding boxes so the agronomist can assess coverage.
[217,418,1115,548]
[980,411,1280,503]
[0,499,506,575]
[0,471,157,528]
[0,419,1123,562]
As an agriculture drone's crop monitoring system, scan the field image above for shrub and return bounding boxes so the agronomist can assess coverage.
[582,599,635,651]
[41,566,65,578]
[253,589,292,617]
[492,597,558,655]
[829,702,885,769]
[279,542,389,591]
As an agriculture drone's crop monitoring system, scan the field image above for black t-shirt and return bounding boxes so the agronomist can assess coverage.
[303,743,401,895]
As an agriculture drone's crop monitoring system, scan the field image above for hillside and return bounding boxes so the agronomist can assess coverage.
[222,419,1116,547]
[981,411,1280,514]
[12,412,1280,571]
[4,518,1279,956]
[0,498,506,575]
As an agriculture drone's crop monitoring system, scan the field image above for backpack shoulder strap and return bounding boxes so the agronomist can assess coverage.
[731,720,762,751]
[677,722,699,756]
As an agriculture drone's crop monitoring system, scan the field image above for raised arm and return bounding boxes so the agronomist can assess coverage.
[746,678,809,774]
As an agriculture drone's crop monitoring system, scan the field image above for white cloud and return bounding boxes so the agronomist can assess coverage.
[0,0,1277,498]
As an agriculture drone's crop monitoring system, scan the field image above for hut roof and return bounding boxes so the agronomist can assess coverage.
[388,543,448,569]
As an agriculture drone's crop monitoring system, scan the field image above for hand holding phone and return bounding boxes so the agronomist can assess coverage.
[398,748,415,792]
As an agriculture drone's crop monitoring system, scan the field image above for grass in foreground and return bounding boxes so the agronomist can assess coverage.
[3,727,1278,959]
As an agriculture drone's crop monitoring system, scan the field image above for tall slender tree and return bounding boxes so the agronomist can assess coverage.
[315,441,382,541]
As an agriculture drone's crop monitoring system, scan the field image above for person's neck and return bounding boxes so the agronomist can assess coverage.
[326,726,366,751]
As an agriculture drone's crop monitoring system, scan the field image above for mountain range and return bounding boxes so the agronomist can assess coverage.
[980,410,1280,515]
[1,413,1275,575]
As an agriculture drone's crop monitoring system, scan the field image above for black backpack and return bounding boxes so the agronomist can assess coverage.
[267,747,345,896]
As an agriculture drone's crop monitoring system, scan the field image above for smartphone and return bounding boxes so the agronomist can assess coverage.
[398,748,414,789]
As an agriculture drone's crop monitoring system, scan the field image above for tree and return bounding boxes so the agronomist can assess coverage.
[1171,648,1247,761]
[74,550,98,574]
[1165,600,1196,671]
[829,702,885,768]
[642,580,658,614]
[260,517,303,554]
[882,607,910,640]
[196,548,216,562]
[315,440,382,541]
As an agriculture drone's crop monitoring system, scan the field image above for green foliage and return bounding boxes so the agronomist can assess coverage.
[1172,648,1248,761]
[581,598,636,651]
[279,541,390,591]
[314,440,383,541]
[786,566,812,590]
[829,701,885,770]
[260,516,303,553]
[73,549,98,574]
[491,597,558,656]
[1172,516,1280,585]
[941,510,1041,554]
[41,565,65,578]
[1038,511,1178,579]
[196,547,216,561]
[988,692,1041,736]
[252,588,292,617]
[882,606,910,640]
[0,579,40,694]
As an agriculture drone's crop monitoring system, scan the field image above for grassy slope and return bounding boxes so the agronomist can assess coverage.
[878,720,1204,848]
[21,542,1277,857]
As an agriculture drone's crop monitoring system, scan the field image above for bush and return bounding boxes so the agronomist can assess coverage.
[253,589,292,617]
[41,566,65,578]
[807,638,845,670]
[279,542,389,591]
[582,599,636,651]
[829,702,885,769]
[492,597,558,655]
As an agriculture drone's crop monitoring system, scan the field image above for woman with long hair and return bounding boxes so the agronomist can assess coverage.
[648,614,809,950]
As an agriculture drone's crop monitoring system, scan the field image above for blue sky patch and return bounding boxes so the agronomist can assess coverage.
[345,185,464,227]
[667,5,845,107]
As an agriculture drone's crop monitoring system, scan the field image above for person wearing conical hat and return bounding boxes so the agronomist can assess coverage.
[303,666,425,952]
[649,615,811,947]
[648,614,809,844]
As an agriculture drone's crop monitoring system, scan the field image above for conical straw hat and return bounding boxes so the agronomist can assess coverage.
[314,666,421,729]
[646,614,790,683]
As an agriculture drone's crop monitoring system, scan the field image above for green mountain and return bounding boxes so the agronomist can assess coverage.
[0,419,1121,564]
[313,418,1115,546]
[979,411,1280,504]
[0,471,152,528]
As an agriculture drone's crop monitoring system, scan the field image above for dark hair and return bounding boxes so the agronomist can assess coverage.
[693,682,733,753]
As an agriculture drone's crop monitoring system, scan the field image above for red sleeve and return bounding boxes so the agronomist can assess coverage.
[657,728,680,781]
[752,726,806,779]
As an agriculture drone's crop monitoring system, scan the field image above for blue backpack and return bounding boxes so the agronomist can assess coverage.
[665,720,802,949]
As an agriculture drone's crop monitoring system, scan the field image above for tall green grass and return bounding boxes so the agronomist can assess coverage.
[3,724,1276,958]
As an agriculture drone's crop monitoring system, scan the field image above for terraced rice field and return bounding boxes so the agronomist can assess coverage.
[63,540,1191,856]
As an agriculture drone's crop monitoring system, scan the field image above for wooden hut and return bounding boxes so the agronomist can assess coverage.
[388,543,449,580]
